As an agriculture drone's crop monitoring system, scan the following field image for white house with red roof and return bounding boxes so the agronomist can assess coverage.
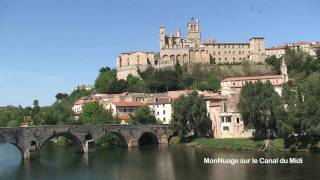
[147,97,173,124]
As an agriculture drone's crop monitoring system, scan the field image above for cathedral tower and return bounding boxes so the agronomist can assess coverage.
[281,57,288,82]
[160,25,166,49]
[187,18,201,42]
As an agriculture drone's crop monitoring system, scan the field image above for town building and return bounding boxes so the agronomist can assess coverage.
[221,58,288,97]
[103,101,145,123]
[266,41,320,58]
[116,18,267,80]
[147,97,173,124]
[204,95,252,138]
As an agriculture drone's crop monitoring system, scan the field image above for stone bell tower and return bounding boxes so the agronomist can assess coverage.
[281,57,288,83]
[187,17,201,42]
[160,24,166,50]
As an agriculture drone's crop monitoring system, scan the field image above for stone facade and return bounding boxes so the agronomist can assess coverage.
[116,18,267,80]
[0,124,172,159]
[205,95,253,138]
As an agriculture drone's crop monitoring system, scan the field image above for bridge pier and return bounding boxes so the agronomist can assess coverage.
[23,147,40,160]
[127,139,138,147]
[84,140,95,152]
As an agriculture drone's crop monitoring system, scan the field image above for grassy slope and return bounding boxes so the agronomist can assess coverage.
[170,137,286,152]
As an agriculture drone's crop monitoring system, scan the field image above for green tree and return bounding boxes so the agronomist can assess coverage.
[283,73,320,136]
[55,93,69,101]
[127,74,145,92]
[107,78,127,94]
[69,89,92,103]
[94,67,117,93]
[39,99,75,125]
[128,106,157,124]
[31,99,41,125]
[170,91,211,139]
[239,81,286,139]
[79,101,115,124]
[266,55,281,74]
[0,106,26,127]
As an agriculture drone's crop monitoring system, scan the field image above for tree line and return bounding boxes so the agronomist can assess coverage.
[240,48,320,140]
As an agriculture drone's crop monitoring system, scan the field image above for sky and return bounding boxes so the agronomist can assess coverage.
[0,0,319,107]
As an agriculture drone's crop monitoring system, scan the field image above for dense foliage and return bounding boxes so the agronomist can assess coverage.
[246,47,320,139]
[170,91,212,139]
[239,81,286,139]
[128,106,157,124]
[79,101,118,124]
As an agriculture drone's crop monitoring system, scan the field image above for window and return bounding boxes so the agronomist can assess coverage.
[163,110,165,115]
[163,117,166,121]
[157,112,159,115]
[237,118,240,123]
[221,117,224,123]
[124,109,127,113]
[223,126,229,131]
[225,58,227,61]
[226,117,231,122]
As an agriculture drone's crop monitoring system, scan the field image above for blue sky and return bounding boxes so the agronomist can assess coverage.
[0,0,319,107]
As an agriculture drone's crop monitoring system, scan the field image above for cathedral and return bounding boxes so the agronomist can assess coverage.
[116,18,266,80]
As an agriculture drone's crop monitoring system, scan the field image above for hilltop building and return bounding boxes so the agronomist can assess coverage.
[116,18,267,80]
[266,41,320,58]
[221,58,288,97]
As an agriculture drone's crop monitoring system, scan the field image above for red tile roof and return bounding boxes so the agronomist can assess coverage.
[222,75,283,82]
[112,102,145,107]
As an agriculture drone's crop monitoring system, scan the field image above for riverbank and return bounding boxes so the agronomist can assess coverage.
[170,137,290,152]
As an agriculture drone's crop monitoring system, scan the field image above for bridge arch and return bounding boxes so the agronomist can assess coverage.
[40,132,84,153]
[0,143,24,159]
[138,132,160,146]
[96,131,128,148]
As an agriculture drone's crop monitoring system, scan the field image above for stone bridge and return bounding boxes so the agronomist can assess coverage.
[0,124,173,159]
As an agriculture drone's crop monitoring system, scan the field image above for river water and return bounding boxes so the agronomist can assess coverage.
[0,143,319,180]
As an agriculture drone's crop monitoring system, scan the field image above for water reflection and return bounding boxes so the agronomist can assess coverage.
[0,143,320,180]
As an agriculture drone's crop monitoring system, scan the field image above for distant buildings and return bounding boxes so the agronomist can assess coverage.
[266,41,320,58]
[116,18,267,80]
[76,84,93,91]
[72,90,252,138]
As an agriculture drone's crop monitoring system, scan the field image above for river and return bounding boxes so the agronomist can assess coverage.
[0,143,319,180]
